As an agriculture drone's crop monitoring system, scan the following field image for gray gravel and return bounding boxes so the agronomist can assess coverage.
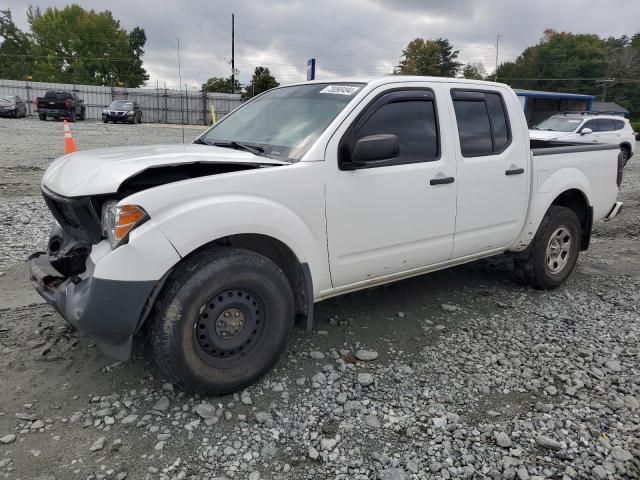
[0,117,638,479]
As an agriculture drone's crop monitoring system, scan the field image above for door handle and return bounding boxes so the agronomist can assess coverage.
[430,176,455,185]
[505,168,524,176]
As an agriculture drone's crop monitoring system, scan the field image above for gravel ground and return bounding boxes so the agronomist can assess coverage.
[0,117,638,480]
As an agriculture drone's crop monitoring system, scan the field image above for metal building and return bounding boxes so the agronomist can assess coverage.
[514,89,594,127]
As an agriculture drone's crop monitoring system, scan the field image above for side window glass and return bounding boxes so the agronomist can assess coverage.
[485,93,509,151]
[452,90,511,157]
[453,100,492,156]
[613,120,625,130]
[582,120,597,132]
[598,119,615,131]
[356,99,438,163]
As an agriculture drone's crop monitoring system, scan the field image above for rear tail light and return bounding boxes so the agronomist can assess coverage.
[35,98,39,108]
[65,99,71,109]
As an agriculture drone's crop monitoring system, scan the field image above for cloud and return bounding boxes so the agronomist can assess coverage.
[3,0,639,88]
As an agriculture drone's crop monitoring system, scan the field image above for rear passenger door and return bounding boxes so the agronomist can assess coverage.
[449,88,529,258]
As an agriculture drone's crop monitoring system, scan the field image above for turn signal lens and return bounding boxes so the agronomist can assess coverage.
[102,201,149,249]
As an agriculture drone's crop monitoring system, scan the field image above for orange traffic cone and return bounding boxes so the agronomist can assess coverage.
[64,120,76,154]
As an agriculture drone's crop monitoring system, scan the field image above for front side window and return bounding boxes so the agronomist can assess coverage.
[201,83,364,161]
[350,93,439,164]
[452,90,511,157]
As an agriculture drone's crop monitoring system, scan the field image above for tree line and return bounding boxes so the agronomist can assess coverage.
[395,31,640,119]
[1,4,639,117]
[0,5,148,87]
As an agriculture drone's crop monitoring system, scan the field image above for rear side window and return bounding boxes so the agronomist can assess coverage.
[452,90,511,157]
[612,119,626,130]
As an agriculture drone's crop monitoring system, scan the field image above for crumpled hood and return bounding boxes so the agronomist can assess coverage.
[42,144,288,197]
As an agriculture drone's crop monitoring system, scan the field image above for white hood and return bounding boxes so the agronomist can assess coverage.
[529,129,572,141]
[42,144,288,197]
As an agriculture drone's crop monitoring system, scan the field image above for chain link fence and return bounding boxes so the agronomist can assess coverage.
[0,79,243,125]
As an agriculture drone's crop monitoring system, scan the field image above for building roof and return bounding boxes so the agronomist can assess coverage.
[514,89,594,100]
[591,101,629,114]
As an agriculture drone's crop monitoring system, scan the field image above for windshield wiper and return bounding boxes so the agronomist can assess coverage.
[193,137,211,145]
[213,141,266,156]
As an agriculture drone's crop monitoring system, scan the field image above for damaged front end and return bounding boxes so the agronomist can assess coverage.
[29,188,156,360]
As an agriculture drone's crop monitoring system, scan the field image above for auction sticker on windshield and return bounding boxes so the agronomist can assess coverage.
[319,85,360,95]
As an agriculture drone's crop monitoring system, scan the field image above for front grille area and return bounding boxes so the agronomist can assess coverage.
[42,188,104,244]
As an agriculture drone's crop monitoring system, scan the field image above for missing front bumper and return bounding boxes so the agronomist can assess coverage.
[28,252,156,361]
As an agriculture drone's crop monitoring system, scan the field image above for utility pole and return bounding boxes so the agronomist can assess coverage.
[494,34,502,82]
[177,36,185,143]
[231,13,235,94]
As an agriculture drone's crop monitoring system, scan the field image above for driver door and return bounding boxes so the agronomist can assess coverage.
[324,85,457,288]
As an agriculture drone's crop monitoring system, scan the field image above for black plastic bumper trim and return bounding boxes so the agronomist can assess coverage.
[29,252,156,361]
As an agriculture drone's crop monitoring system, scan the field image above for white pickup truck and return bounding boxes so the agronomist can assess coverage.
[29,77,624,394]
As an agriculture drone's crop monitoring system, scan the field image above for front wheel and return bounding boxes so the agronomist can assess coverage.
[151,247,295,394]
[38,114,46,121]
[515,206,581,289]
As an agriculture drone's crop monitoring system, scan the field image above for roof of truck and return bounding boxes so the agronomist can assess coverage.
[290,76,511,89]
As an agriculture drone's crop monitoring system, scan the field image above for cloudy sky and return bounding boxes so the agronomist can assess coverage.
[5,0,640,89]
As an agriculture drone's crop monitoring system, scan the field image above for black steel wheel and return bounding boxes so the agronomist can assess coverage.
[193,287,266,366]
[151,247,295,394]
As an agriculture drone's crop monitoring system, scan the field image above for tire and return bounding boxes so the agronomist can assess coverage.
[68,112,76,122]
[39,114,46,121]
[150,247,295,394]
[103,119,108,123]
[515,206,581,290]
[621,147,630,167]
[79,108,85,121]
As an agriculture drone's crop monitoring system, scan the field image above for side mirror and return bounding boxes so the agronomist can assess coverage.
[350,134,399,166]
[580,127,593,135]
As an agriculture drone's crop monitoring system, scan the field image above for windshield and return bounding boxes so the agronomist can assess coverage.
[200,83,365,161]
[534,117,583,132]
[0,95,13,103]
[109,100,133,109]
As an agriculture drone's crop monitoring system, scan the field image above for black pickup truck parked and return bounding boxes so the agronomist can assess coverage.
[35,91,86,122]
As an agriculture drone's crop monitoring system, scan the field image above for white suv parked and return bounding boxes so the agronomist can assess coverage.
[529,113,635,165]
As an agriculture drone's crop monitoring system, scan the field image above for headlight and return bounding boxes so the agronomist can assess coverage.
[102,109,107,114]
[101,201,149,249]
[127,111,134,115]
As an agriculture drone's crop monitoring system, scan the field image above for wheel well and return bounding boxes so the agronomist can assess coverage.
[551,189,592,250]
[205,234,312,330]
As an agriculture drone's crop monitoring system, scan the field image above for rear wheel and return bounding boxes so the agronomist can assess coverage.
[621,146,630,167]
[151,247,295,394]
[79,108,86,121]
[38,114,46,121]
[515,206,581,289]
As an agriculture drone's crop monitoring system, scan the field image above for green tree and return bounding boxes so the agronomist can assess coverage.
[461,62,486,80]
[0,5,148,86]
[0,9,34,80]
[495,29,607,94]
[244,66,279,98]
[202,76,241,94]
[395,38,462,77]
